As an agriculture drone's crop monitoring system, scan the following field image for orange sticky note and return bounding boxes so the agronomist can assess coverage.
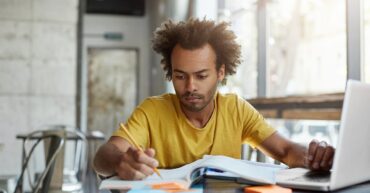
[244,185,292,193]
[151,182,186,190]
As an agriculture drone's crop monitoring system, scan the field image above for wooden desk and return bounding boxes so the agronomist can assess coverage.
[203,179,370,193]
[109,178,370,193]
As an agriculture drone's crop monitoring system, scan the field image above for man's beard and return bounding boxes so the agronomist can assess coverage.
[181,92,205,112]
[179,83,218,112]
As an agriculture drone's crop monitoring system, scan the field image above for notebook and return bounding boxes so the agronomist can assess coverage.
[276,80,370,191]
[99,155,285,191]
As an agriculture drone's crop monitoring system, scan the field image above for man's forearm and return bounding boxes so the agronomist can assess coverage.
[283,142,308,168]
[93,143,123,177]
[258,132,333,171]
[258,132,308,168]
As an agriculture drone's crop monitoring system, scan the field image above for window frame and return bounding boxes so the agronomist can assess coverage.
[249,0,363,120]
[257,0,363,97]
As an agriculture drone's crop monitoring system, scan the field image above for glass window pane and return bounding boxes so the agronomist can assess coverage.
[364,0,370,83]
[218,0,258,98]
[267,119,340,148]
[267,1,347,97]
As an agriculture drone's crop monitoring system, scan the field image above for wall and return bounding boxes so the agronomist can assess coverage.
[0,0,78,174]
[0,0,172,176]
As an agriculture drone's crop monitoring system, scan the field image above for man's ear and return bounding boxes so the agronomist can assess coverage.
[218,64,225,81]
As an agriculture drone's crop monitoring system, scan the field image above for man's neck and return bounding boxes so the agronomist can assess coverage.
[181,100,215,128]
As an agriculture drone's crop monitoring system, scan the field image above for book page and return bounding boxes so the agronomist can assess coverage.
[196,155,286,184]
[152,155,286,184]
[147,158,205,180]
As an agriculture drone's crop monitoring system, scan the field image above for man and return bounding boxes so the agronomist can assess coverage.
[93,18,335,180]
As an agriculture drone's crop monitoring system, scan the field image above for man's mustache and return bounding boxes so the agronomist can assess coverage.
[182,92,203,99]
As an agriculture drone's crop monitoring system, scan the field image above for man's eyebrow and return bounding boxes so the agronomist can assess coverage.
[195,69,209,74]
[173,69,185,73]
[173,69,209,74]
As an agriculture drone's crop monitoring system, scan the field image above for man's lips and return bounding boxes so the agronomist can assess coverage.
[184,96,201,102]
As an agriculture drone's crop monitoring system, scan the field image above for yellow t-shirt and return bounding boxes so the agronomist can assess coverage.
[112,92,275,169]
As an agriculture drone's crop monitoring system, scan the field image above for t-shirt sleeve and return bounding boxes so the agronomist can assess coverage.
[240,97,276,148]
[112,101,151,149]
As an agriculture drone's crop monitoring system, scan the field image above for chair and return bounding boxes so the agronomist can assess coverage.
[14,130,65,193]
[57,125,87,193]
[15,125,88,193]
[37,125,88,193]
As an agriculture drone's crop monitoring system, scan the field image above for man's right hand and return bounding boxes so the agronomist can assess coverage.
[115,147,159,180]
[93,136,159,180]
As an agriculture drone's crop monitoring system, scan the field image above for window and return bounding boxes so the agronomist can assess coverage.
[218,1,346,154]
[219,0,347,97]
[267,0,347,97]
[268,119,339,147]
[218,0,258,98]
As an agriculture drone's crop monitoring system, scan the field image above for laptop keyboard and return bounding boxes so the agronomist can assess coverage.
[289,171,331,183]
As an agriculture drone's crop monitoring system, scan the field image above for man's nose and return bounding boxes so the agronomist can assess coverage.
[185,77,197,92]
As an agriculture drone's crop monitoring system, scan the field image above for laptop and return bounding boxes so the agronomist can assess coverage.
[276,80,370,191]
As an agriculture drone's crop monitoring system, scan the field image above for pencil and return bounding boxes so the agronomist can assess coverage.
[119,123,163,179]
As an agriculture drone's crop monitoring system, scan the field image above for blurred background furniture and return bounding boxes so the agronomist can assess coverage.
[15,125,105,193]
[0,175,17,193]
[14,129,65,193]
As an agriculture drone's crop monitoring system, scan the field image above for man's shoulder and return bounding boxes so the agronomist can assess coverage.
[216,92,254,112]
[139,93,177,108]
[217,92,245,104]
[146,93,176,102]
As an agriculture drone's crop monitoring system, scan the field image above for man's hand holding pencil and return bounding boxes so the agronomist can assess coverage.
[113,123,162,180]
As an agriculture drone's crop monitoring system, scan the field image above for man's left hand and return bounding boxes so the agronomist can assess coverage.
[306,139,335,171]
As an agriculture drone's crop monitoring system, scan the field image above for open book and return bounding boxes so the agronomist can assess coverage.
[99,155,287,190]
